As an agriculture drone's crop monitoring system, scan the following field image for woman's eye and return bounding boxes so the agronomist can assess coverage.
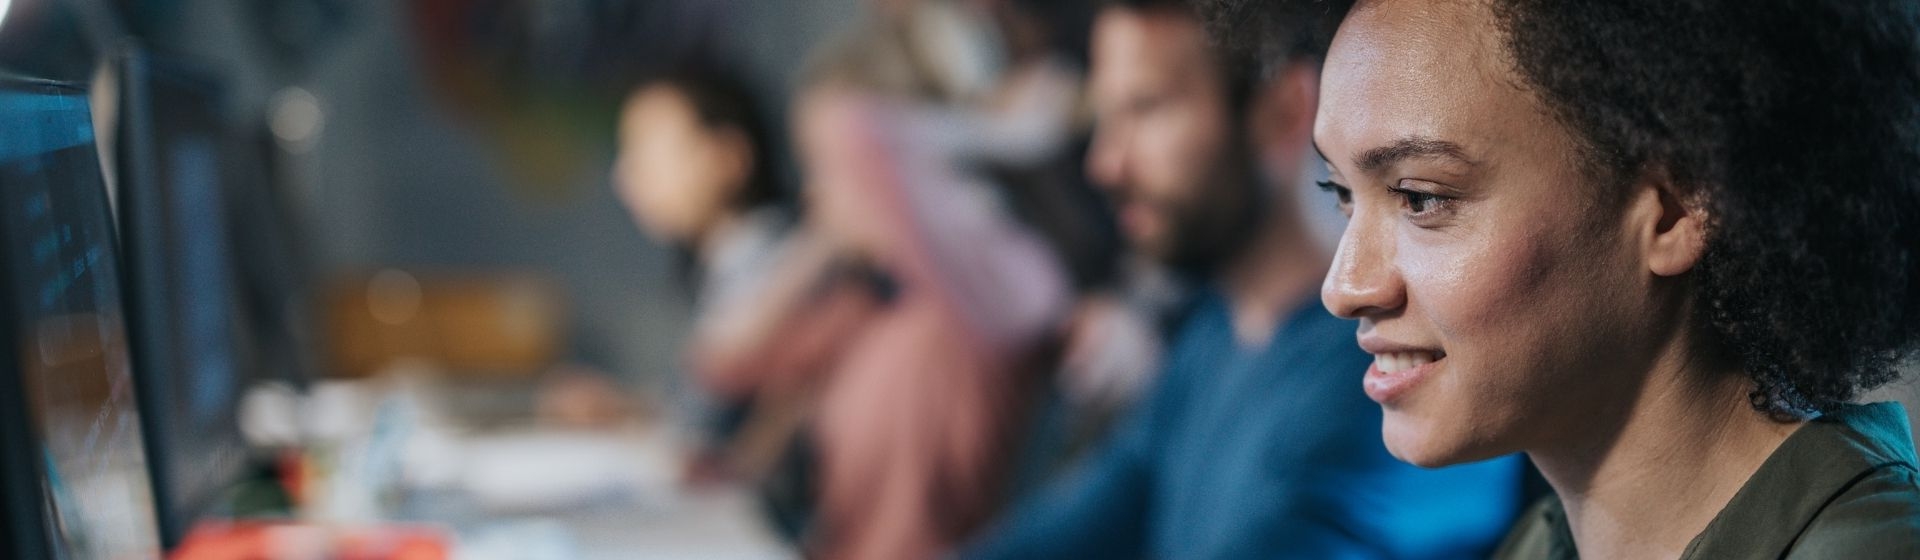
[1399,190,1437,213]
[1316,180,1353,210]
[1389,182,1453,219]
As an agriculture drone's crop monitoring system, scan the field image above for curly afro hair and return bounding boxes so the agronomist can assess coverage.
[1197,0,1920,416]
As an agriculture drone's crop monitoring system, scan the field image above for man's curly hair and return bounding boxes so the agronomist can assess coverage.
[1197,0,1920,416]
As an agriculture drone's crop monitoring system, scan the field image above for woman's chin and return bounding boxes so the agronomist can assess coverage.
[1381,409,1474,468]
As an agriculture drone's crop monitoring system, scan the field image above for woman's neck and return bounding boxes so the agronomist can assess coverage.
[1530,349,1803,560]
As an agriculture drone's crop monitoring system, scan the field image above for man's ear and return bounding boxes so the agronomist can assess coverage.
[1639,168,1710,277]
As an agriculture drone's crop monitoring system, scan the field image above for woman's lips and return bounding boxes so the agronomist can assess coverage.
[1364,350,1444,406]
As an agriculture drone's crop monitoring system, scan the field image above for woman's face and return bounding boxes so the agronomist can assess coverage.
[1314,0,1674,467]
[613,86,746,244]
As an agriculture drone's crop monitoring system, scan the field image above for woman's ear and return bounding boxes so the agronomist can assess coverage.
[1639,168,1710,277]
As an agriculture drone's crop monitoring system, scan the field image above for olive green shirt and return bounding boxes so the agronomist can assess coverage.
[1493,402,1920,559]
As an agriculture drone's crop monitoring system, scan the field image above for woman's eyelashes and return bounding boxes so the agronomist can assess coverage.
[1317,180,1354,215]
[1389,180,1459,224]
[1318,179,1459,224]
[1389,186,1445,215]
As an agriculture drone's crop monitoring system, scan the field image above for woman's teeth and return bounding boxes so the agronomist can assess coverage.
[1373,351,1442,374]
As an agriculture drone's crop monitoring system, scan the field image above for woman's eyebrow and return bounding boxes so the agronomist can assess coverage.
[1311,135,1478,178]
[1355,136,1476,173]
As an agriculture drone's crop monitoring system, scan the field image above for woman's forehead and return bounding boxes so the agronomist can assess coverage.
[1315,1,1546,170]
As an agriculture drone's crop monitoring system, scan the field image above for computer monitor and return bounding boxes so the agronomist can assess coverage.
[228,92,325,393]
[0,75,164,560]
[112,46,259,549]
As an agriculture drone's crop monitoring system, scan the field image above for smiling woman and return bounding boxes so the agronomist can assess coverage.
[1202,0,1920,558]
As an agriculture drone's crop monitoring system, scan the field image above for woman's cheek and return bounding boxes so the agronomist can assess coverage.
[1400,219,1564,357]
[1399,222,1570,442]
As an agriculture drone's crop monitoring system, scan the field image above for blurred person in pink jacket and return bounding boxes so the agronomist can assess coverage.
[679,13,1074,558]
[801,87,1069,560]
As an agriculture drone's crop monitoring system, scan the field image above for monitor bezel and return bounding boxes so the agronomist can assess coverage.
[111,44,258,550]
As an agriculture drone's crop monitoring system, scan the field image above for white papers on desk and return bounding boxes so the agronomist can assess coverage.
[452,429,679,514]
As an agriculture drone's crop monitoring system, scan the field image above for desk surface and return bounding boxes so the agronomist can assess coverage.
[423,484,795,560]
[390,426,798,560]
[288,376,799,559]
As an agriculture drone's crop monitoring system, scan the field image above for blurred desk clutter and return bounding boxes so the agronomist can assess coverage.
[221,368,794,560]
[196,273,801,560]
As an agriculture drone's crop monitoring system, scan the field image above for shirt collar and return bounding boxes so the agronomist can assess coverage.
[1682,402,1917,557]
[1532,402,1918,559]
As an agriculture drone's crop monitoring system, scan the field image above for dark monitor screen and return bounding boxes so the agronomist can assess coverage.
[0,77,164,560]
[113,48,256,550]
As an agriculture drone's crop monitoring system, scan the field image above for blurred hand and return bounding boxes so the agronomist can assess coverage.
[1059,296,1162,410]
[535,366,640,429]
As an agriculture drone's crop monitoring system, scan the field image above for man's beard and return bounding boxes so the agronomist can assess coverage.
[1151,145,1267,276]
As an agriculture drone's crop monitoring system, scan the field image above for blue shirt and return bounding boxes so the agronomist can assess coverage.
[965,291,1524,559]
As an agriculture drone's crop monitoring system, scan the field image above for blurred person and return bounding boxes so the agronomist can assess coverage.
[962,0,1524,558]
[964,0,1171,467]
[790,83,1071,560]
[1202,0,1920,557]
[689,13,1076,558]
[860,0,1177,486]
[852,0,1176,490]
[609,67,794,416]
[608,67,823,503]
[613,68,790,333]
[820,0,1153,430]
